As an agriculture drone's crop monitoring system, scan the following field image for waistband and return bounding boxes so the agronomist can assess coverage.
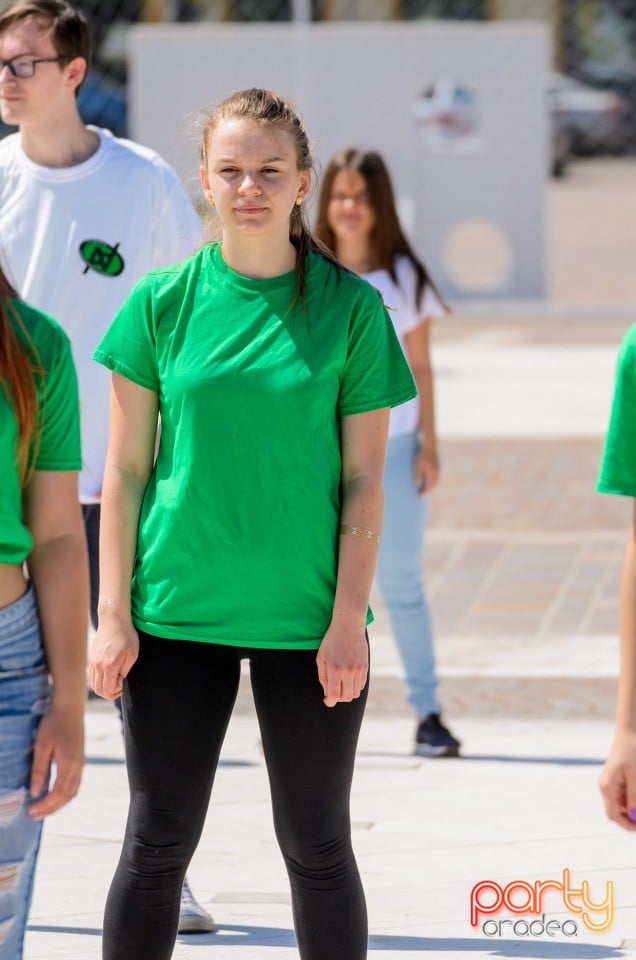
[0,584,38,630]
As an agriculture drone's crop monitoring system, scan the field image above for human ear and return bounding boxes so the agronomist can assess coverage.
[199,164,211,196]
[65,56,87,92]
[297,169,311,202]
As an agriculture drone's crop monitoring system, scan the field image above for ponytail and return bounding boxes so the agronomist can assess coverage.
[288,200,350,314]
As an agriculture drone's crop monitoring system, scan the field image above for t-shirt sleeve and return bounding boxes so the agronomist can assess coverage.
[150,164,203,268]
[35,329,81,471]
[598,327,636,496]
[92,278,159,391]
[339,285,417,418]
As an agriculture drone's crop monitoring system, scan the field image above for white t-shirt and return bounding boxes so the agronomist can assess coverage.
[0,127,202,500]
[363,255,443,438]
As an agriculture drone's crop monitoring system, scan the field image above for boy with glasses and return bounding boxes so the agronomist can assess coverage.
[0,0,213,936]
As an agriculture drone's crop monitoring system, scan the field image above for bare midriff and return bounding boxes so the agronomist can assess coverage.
[0,563,28,610]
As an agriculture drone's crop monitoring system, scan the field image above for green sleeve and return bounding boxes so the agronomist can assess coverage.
[598,327,636,497]
[93,276,159,391]
[338,286,416,418]
[34,326,81,472]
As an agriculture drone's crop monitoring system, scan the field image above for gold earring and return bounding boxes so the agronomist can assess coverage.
[295,197,303,206]
[207,194,215,207]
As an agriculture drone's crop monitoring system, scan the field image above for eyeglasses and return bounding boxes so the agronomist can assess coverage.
[0,55,70,78]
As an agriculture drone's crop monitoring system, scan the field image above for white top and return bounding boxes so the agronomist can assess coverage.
[0,127,202,500]
[363,255,443,438]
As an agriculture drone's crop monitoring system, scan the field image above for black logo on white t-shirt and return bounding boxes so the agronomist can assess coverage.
[79,240,125,277]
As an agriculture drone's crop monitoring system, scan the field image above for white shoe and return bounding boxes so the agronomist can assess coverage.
[178,876,216,934]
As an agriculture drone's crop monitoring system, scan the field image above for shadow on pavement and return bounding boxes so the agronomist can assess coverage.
[28,924,624,956]
[369,937,623,957]
[28,925,102,936]
[179,928,623,956]
[358,751,604,767]
[450,754,604,767]
[85,756,256,768]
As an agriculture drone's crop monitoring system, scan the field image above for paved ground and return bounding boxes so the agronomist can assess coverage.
[25,709,636,960]
[549,158,636,306]
[23,156,636,958]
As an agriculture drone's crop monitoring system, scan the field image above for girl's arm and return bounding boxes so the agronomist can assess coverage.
[403,318,439,494]
[316,407,389,708]
[22,470,89,819]
[89,374,158,700]
[600,499,636,830]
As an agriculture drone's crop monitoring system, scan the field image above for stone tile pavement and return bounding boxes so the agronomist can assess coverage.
[24,708,636,960]
[362,310,636,722]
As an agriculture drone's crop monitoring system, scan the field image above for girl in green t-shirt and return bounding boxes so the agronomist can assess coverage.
[90,88,415,960]
[598,326,636,832]
[0,265,88,959]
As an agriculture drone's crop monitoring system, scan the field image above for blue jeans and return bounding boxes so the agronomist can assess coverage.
[0,587,50,960]
[375,432,441,719]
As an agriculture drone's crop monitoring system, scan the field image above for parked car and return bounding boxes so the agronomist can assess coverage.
[549,94,571,178]
[549,71,630,156]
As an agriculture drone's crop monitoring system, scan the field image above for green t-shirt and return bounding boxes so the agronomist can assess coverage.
[598,324,636,497]
[93,243,417,649]
[1,299,81,565]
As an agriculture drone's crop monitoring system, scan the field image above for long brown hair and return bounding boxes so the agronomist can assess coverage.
[200,88,346,311]
[315,148,447,313]
[0,266,41,484]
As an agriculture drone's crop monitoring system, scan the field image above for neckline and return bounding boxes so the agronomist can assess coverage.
[15,126,110,182]
[210,242,300,293]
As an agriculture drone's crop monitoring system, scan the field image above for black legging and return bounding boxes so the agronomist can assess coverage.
[103,630,368,960]
[81,503,100,630]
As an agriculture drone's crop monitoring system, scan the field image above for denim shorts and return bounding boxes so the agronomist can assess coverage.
[0,586,51,960]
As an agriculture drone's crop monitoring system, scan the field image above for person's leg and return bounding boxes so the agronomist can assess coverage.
[375,432,440,718]
[250,646,368,960]
[0,588,51,960]
[102,634,241,960]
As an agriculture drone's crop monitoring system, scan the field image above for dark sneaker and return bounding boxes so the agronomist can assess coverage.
[415,714,461,758]
[178,876,216,934]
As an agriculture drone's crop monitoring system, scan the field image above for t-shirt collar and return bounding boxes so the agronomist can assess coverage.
[15,125,112,183]
[212,242,300,294]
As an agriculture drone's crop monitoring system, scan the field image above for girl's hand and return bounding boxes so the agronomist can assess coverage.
[316,622,368,708]
[414,446,439,495]
[29,705,84,820]
[89,620,139,701]
[599,730,636,831]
